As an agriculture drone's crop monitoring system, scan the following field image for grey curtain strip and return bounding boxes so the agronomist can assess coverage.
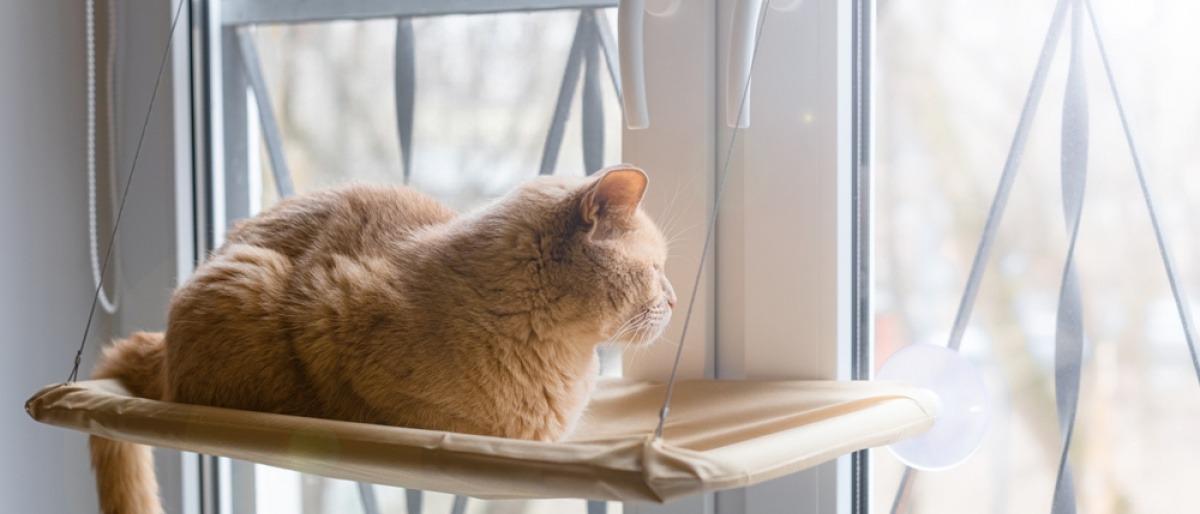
[539,11,591,175]
[588,499,609,514]
[582,10,604,174]
[235,27,295,199]
[357,483,381,514]
[1082,0,1200,383]
[398,487,471,514]
[889,1,1070,512]
[451,494,469,514]
[395,18,416,183]
[406,489,422,514]
[945,0,1070,353]
[594,12,623,105]
[1051,2,1088,511]
[888,467,913,514]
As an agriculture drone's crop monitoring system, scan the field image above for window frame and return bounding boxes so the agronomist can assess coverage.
[620,1,870,513]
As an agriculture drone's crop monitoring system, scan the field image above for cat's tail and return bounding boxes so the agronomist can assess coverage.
[89,331,167,514]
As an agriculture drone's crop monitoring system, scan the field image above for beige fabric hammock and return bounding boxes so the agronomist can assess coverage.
[27,377,935,503]
[26,0,949,504]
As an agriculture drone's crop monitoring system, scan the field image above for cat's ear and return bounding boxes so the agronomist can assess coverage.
[580,165,648,237]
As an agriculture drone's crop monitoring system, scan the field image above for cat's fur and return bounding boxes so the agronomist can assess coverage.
[89,166,675,514]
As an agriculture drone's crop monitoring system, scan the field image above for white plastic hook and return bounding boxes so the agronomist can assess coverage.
[619,0,650,129]
[618,0,680,130]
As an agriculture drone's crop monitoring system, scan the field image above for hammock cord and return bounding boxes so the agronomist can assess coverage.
[67,0,187,383]
[653,0,772,439]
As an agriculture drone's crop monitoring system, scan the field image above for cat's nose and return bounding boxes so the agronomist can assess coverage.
[662,275,677,309]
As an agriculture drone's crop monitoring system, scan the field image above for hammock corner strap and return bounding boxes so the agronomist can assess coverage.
[27,377,936,503]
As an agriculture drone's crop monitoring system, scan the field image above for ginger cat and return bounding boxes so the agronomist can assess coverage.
[89,166,676,514]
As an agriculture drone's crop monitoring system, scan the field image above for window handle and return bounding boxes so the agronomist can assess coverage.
[618,0,649,129]
[618,0,680,130]
[727,0,765,128]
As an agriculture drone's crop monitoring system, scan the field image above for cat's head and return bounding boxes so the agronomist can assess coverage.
[495,165,676,348]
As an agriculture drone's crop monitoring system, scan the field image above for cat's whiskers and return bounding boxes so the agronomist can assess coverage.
[664,233,697,255]
[641,320,672,348]
[630,313,654,346]
[657,206,700,238]
[658,210,684,243]
[624,334,650,368]
[604,315,643,346]
[628,320,649,348]
[654,172,704,227]
[655,172,709,251]
[625,317,672,367]
[606,308,667,349]
[664,220,701,246]
[630,312,665,348]
[669,254,700,269]
[660,213,702,253]
[634,304,675,359]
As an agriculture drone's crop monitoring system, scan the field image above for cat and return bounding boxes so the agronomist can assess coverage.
[88,165,676,514]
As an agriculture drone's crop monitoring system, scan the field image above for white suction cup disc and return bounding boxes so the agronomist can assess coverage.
[877,343,989,471]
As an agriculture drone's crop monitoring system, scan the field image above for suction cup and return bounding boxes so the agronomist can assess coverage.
[877,343,989,471]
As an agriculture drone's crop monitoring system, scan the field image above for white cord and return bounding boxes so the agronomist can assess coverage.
[87,0,119,314]
[107,0,120,224]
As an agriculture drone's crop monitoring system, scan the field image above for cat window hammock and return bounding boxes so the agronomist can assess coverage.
[25,1,949,504]
[27,377,934,503]
[28,0,1198,508]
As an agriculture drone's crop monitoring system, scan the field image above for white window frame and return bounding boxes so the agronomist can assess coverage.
[621,1,869,513]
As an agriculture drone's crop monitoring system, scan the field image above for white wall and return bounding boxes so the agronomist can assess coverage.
[1,1,187,512]
[0,2,105,512]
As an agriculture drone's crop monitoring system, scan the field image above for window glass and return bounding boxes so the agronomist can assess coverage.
[224,9,624,513]
[873,0,1200,511]
[249,11,622,211]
